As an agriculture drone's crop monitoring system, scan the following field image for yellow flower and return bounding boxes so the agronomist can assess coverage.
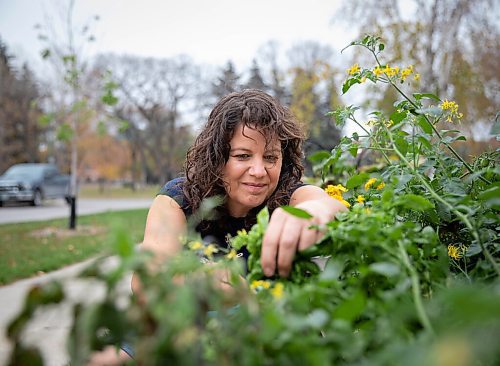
[236,229,247,236]
[325,184,348,197]
[440,99,458,112]
[325,184,350,208]
[270,282,284,299]
[383,64,398,77]
[226,249,237,260]
[376,182,385,190]
[414,73,420,81]
[250,280,271,291]
[373,66,384,77]
[347,63,361,75]
[440,99,463,123]
[364,178,377,190]
[399,65,414,81]
[203,244,219,257]
[338,198,351,208]
[356,195,365,204]
[448,245,463,260]
[189,241,203,251]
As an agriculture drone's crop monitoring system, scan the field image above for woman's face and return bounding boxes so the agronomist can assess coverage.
[222,123,282,217]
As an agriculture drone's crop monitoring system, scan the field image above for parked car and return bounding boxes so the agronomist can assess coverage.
[0,163,71,206]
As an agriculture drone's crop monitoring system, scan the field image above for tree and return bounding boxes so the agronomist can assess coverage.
[244,59,268,91]
[257,41,288,104]
[95,53,198,185]
[287,42,342,170]
[0,39,43,173]
[78,132,132,184]
[211,61,241,99]
[36,0,103,228]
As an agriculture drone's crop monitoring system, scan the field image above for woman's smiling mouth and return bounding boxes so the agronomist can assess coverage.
[242,182,267,194]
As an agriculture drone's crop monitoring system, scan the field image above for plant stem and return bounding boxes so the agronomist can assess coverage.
[397,239,434,334]
[350,115,392,165]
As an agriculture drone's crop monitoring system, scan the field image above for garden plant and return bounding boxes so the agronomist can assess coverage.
[7,35,499,366]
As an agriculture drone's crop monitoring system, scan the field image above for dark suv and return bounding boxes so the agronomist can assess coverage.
[0,163,71,206]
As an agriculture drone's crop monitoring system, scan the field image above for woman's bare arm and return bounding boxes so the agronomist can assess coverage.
[131,195,187,293]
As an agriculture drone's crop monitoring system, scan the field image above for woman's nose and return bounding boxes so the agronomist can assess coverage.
[249,159,266,177]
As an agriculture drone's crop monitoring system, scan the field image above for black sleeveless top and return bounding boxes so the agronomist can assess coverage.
[158,177,304,262]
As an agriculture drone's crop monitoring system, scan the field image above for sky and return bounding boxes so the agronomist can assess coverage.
[0,0,356,72]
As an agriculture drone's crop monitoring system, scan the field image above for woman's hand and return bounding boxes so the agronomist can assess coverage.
[261,186,347,277]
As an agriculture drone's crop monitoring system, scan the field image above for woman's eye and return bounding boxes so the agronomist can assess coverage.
[235,154,250,160]
[264,155,278,162]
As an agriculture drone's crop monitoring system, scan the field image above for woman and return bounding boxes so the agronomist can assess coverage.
[138,89,346,280]
[89,89,346,365]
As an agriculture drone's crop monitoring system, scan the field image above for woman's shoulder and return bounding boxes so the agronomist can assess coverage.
[290,181,308,194]
[158,177,187,208]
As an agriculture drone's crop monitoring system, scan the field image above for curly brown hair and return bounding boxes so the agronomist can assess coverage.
[183,89,305,214]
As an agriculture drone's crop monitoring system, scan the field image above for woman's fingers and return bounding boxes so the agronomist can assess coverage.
[262,208,322,278]
[261,209,285,277]
[276,218,303,277]
[297,223,320,251]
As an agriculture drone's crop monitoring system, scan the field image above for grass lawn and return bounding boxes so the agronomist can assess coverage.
[79,183,161,199]
[0,208,148,285]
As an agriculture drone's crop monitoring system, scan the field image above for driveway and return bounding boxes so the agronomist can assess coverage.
[0,198,153,224]
[0,256,131,366]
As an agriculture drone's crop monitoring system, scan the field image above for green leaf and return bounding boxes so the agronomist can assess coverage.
[56,123,73,141]
[319,259,345,281]
[477,183,500,209]
[327,105,359,127]
[306,309,329,329]
[333,291,366,322]
[37,114,52,127]
[417,134,433,150]
[342,78,361,94]
[394,136,408,156]
[112,225,134,258]
[307,150,331,163]
[346,173,370,189]
[101,91,118,106]
[396,194,434,211]
[118,119,130,133]
[370,262,400,277]
[441,135,467,144]
[281,206,313,219]
[62,54,76,64]
[257,206,270,228]
[7,344,44,366]
[390,110,407,124]
[413,93,440,102]
[415,106,443,118]
[415,116,433,135]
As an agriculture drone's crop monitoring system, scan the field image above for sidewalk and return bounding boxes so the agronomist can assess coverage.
[0,257,131,366]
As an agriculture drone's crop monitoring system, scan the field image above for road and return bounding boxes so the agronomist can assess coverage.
[0,198,153,224]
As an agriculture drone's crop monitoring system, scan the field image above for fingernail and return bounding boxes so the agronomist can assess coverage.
[263,267,273,277]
